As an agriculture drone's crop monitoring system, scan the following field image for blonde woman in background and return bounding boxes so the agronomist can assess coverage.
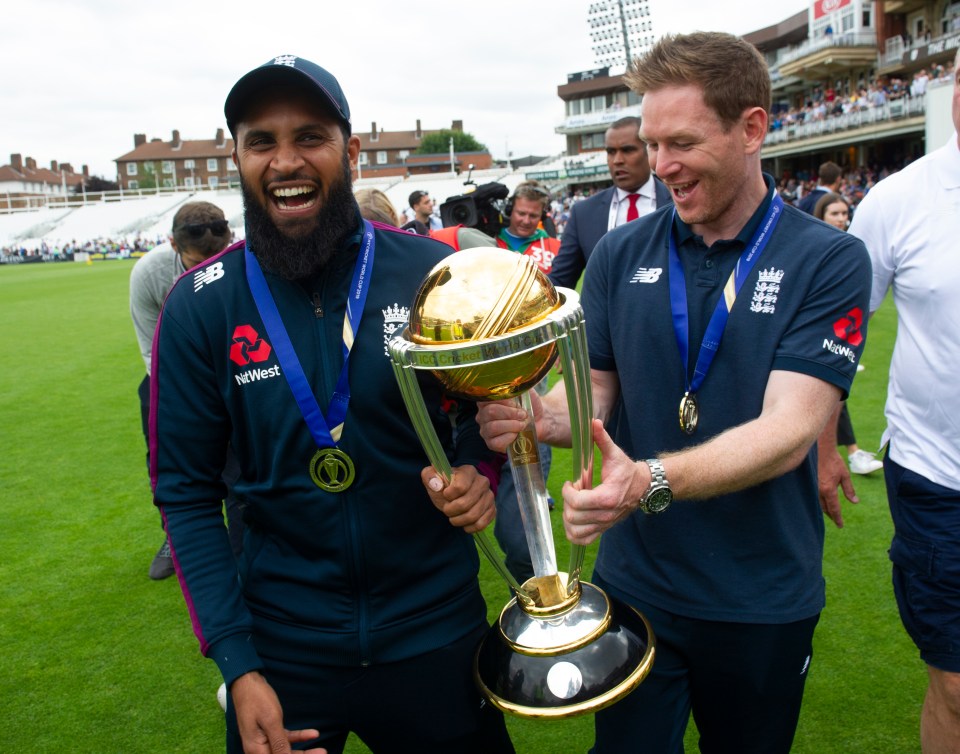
[355,187,400,227]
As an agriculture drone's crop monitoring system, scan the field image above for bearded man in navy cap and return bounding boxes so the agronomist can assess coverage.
[149,55,514,754]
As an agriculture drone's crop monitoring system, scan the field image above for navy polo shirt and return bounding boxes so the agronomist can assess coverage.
[581,175,871,623]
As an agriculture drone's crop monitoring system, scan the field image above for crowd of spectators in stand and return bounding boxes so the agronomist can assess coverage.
[777,163,901,217]
[0,235,164,264]
[769,62,954,132]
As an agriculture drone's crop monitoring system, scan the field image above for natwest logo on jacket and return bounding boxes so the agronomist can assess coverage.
[229,325,273,366]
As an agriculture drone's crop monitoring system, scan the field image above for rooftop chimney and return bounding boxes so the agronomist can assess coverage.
[451,120,463,132]
[10,154,22,172]
[61,163,73,173]
[415,119,422,139]
[134,133,147,147]
[172,130,181,148]
[215,128,225,147]
[371,121,378,141]
[50,160,59,173]
[26,157,37,170]
[82,165,89,177]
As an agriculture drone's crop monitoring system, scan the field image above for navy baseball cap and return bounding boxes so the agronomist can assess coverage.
[224,55,351,137]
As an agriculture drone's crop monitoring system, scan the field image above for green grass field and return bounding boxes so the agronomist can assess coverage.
[0,259,923,753]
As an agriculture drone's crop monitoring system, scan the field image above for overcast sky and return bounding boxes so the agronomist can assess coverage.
[1,0,808,180]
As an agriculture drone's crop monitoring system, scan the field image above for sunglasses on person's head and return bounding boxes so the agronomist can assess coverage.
[175,220,230,238]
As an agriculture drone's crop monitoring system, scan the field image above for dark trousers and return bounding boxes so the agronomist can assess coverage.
[837,402,856,447]
[590,573,819,754]
[138,375,244,555]
[885,450,960,672]
[226,625,515,754]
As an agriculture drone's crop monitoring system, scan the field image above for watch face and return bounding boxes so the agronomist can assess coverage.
[646,487,672,514]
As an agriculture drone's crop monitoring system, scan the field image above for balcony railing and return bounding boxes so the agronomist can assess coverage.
[0,180,243,215]
[764,96,925,146]
[778,31,878,67]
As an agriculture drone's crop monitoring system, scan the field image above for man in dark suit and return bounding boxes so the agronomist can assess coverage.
[797,160,841,215]
[549,116,672,289]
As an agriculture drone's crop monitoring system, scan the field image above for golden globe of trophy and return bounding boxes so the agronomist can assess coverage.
[388,247,654,718]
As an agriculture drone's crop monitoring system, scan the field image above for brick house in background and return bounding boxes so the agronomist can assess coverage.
[114,129,236,191]
[356,119,493,178]
[0,154,89,210]
[113,120,493,187]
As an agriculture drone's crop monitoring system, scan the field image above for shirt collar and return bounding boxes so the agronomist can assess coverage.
[615,174,655,203]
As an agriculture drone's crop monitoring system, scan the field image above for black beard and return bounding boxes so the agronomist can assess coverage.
[241,155,357,281]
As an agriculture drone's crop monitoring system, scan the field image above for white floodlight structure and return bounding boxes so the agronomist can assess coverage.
[587,0,655,68]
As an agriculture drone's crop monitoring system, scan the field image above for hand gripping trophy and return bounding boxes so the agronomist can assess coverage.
[388,248,654,718]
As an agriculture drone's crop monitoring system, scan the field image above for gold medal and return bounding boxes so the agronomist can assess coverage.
[309,447,356,492]
[679,392,699,435]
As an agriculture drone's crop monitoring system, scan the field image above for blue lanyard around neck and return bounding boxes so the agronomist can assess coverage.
[668,194,783,394]
[244,220,375,447]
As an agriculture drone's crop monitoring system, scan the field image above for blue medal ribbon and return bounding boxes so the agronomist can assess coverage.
[244,220,375,449]
[668,194,783,397]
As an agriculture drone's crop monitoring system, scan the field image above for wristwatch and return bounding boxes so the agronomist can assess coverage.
[638,458,673,514]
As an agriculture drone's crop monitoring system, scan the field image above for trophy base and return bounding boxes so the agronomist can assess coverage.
[474,582,655,719]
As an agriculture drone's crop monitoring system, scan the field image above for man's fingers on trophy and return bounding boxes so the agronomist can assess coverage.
[464,504,496,533]
[421,466,446,493]
[591,418,618,455]
[564,520,601,546]
[445,497,493,531]
[446,466,484,498]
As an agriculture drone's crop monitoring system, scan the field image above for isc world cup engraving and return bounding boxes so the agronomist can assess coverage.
[389,248,654,719]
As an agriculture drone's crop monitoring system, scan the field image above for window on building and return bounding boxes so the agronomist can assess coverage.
[944,3,960,34]
[207,158,218,172]
[376,151,388,164]
[163,178,174,188]
[227,160,237,171]
[126,163,138,176]
[399,150,410,161]
[143,161,155,174]
[209,176,219,188]
[129,180,139,189]
[184,177,194,188]
[568,99,582,116]
[162,161,174,174]
[184,159,195,169]
[358,152,369,165]
[841,11,854,32]
[593,95,606,112]
[580,132,605,150]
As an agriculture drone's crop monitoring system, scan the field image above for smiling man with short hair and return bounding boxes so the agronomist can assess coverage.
[478,32,872,753]
[151,55,513,754]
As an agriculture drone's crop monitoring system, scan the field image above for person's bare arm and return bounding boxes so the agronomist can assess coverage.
[562,370,842,544]
[477,369,621,451]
